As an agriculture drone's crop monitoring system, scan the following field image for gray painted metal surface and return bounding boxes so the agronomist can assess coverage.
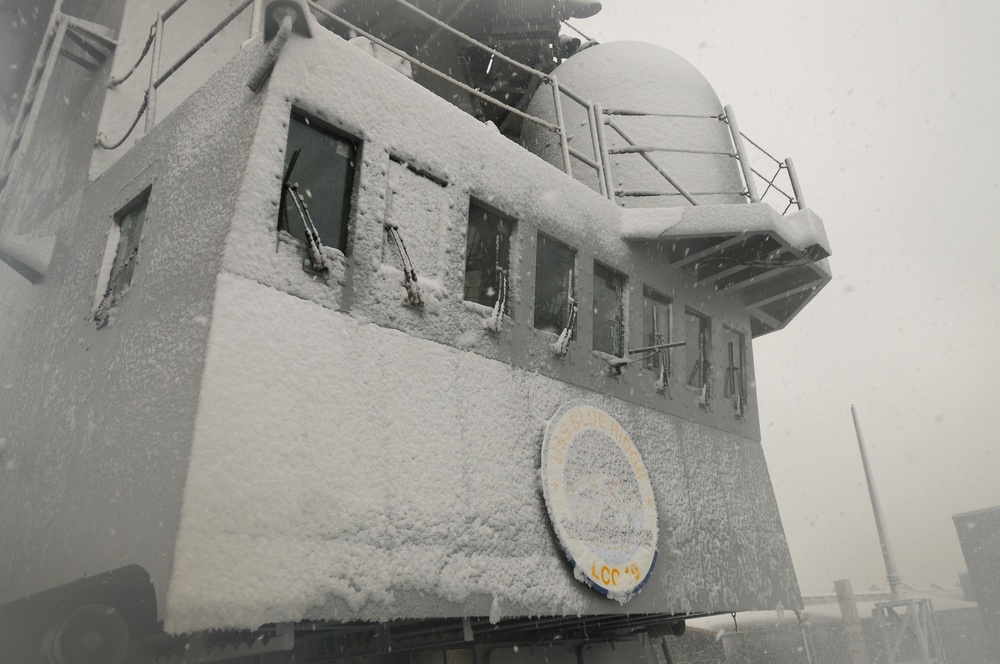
[0,0,810,638]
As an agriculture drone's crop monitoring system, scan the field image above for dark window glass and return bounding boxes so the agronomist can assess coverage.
[281,113,356,251]
[109,196,147,300]
[464,202,513,309]
[643,285,671,370]
[685,309,710,388]
[593,262,626,356]
[534,234,575,334]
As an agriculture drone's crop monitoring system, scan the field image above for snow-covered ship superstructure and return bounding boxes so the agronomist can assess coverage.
[0,1,831,662]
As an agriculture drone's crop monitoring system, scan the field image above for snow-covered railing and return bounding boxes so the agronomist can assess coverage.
[92,0,805,216]
[303,0,805,215]
[734,123,807,214]
[602,105,806,214]
[96,0,261,150]
[304,0,606,190]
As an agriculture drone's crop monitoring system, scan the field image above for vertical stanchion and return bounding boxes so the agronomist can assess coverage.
[586,103,606,196]
[724,104,759,203]
[593,103,614,201]
[250,0,263,37]
[785,157,806,210]
[145,12,164,131]
[796,610,816,664]
[549,75,572,177]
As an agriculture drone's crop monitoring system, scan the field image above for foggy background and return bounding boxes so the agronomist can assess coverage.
[583,0,1000,595]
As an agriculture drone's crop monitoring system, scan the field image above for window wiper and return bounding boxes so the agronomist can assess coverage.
[728,349,746,416]
[551,269,577,357]
[286,184,328,272]
[486,268,507,333]
[385,223,423,306]
[279,148,328,273]
[651,310,668,393]
[93,247,138,328]
[277,148,300,236]
[486,234,508,333]
[607,340,686,377]
[732,366,744,416]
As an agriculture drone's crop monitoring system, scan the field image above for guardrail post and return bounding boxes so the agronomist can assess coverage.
[593,103,614,201]
[586,103,606,196]
[144,11,163,131]
[250,0,263,37]
[724,104,759,203]
[785,157,806,210]
[549,75,572,177]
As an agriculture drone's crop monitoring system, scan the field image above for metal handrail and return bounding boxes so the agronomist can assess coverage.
[97,0,259,149]
[389,0,549,82]
[306,1,561,135]
[92,0,806,215]
[609,146,736,157]
[305,0,604,179]
[604,115,699,206]
[735,124,806,211]
[604,109,722,120]
[618,189,744,198]
[598,105,805,213]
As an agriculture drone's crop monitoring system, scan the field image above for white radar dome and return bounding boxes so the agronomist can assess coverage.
[524,41,745,207]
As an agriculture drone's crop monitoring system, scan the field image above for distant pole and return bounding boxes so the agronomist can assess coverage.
[835,579,872,664]
[851,405,904,600]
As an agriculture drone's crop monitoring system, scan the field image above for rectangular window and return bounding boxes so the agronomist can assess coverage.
[723,327,747,413]
[643,285,671,371]
[534,233,576,334]
[280,112,357,252]
[108,197,147,300]
[93,192,149,327]
[684,308,710,389]
[593,262,626,357]
[464,202,513,311]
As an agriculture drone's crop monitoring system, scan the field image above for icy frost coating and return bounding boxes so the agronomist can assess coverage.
[165,273,591,631]
[161,23,801,631]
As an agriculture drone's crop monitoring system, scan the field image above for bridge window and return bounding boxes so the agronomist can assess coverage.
[93,190,149,327]
[684,308,710,391]
[280,112,357,253]
[464,202,513,311]
[593,262,626,357]
[534,233,576,334]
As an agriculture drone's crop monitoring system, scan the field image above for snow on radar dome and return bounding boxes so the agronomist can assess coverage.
[524,41,744,207]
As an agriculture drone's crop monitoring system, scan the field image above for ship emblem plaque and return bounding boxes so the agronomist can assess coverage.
[541,401,658,602]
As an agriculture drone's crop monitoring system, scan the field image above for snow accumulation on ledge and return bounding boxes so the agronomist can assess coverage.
[619,204,831,256]
[164,273,594,631]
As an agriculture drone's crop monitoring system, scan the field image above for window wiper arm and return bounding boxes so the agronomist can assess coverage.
[627,340,686,355]
[278,148,328,272]
[607,340,687,377]
[286,183,329,272]
[93,247,138,328]
[385,223,424,306]
[277,148,301,236]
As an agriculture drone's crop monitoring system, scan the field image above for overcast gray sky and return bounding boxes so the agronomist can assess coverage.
[583,0,1000,594]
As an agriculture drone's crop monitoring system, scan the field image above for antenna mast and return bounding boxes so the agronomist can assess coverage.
[851,404,904,600]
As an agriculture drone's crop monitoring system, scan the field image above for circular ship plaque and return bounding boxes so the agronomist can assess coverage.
[541,401,658,603]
